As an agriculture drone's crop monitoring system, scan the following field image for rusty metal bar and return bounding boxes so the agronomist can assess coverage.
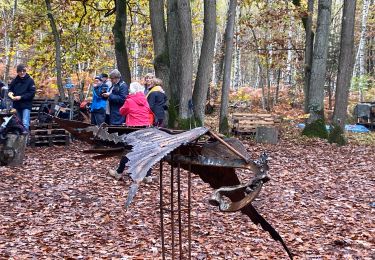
[207,130,249,163]
[160,160,166,260]
[177,162,183,259]
[188,152,192,259]
[170,155,175,260]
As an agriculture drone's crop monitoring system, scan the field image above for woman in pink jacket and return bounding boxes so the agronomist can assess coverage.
[119,82,153,127]
[110,82,154,183]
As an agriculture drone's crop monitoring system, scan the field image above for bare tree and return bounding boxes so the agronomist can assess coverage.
[167,0,181,119]
[306,0,332,126]
[304,0,315,113]
[112,0,131,85]
[176,0,193,119]
[45,0,65,100]
[149,0,170,98]
[4,0,17,83]
[333,0,356,128]
[192,0,217,124]
[353,0,370,101]
[219,0,237,134]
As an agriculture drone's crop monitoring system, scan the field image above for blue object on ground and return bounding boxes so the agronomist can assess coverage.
[345,124,370,133]
[297,123,370,133]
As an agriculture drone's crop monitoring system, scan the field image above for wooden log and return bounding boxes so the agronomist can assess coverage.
[256,126,278,144]
[0,134,27,166]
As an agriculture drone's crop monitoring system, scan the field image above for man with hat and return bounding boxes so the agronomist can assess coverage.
[90,75,108,125]
[8,64,36,132]
[100,73,112,88]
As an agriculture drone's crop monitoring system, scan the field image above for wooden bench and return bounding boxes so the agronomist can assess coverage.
[231,113,281,136]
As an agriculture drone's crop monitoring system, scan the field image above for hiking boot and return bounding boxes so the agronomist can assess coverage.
[108,169,122,180]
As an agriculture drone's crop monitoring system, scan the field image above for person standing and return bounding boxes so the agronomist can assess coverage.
[8,64,36,131]
[142,73,154,96]
[90,75,108,125]
[109,82,154,182]
[100,73,112,88]
[101,69,128,125]
[120,82,153,127]
[146,78,167,127]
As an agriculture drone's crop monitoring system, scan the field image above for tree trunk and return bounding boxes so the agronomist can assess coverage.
[333,0,356,129]
[304,0,315,113]
[233,5,241,90]
[285,10,293,86]
[353,0,370,102]
[215,32,225,87]
[149,0,170,98]
[0,134,27,166]
[306,0,332,125]
[219,0,237,134]
[167,0,181,126]
[274,68,281,105]
[176,0,193,120]
[4,0,17,83]
[45,0,65,100]
[112,0,131,85]
[192,0,217,124]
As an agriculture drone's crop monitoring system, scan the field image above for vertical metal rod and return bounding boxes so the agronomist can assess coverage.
[160,160,166,260]
[171,154,175,260]
[188,159,192,259]
[177,162,183,259]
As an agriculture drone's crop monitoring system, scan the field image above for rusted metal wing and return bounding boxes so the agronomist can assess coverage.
[123,127,208,207]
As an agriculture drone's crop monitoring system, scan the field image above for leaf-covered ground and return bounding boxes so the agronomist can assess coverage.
[0,131,374,259]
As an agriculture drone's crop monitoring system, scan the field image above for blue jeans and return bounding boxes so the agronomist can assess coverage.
[17,108,31,131]
[91,111,106,126]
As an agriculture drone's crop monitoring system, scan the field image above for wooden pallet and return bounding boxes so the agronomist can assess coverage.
[30,122,60,130]
[231,113,281,136]
[29,122,70,147]
[29,134,70,147]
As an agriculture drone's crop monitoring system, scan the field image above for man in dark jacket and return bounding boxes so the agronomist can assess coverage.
[8,64,36,131]
[101,69,128,125]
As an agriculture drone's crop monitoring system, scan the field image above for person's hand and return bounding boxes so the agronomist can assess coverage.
[13,96,21,101]
[8,92,15,99]
[101,92,110,98]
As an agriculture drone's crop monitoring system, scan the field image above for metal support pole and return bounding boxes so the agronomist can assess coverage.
[159,152,192,259]
[170,155,175,260]
[188,154,192,259]
[177,162,183,259]
[160,160,166,260]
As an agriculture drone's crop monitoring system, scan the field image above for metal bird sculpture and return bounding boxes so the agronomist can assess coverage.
[54,117,293,259]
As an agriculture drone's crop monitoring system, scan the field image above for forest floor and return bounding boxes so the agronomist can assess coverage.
[0,122,374,259]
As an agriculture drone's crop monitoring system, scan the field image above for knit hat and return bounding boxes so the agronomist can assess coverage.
[94,75,103,81]
[16,64,26,72]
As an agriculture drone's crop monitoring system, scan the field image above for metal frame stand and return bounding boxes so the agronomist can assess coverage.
[159,153,192,259]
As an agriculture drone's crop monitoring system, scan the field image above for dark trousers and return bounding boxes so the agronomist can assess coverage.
[105,114,110,124]
[154,119,164,127]
[91,111,106,126]
[117,156,151,176]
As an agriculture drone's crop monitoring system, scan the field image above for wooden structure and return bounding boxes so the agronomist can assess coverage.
[29,122,70,147]
[231,113,281,136]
